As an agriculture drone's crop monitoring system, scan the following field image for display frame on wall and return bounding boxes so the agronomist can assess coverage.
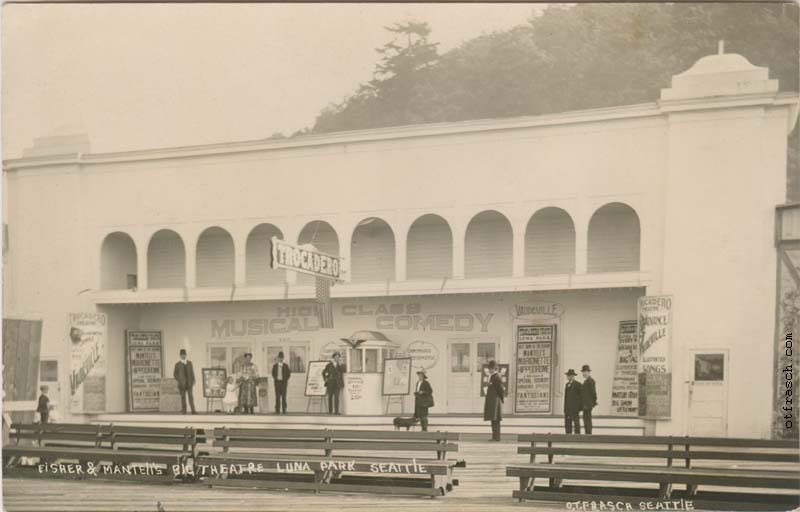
[201,367,227,398]
[480,363,509,397]
[514,324,557,414]
[304,360,329,397]
[125,330,164,412]
[382,357,412,396]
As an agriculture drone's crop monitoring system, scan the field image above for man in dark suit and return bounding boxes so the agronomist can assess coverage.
[271,351,291,414]
[413,370,433,431]
[563,369,582,434]
[580,364,598,434]
[173,349,196,415]
[483,360,505,441]
[322,352,346,415]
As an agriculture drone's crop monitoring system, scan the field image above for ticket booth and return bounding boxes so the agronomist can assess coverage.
[340,331,399,415]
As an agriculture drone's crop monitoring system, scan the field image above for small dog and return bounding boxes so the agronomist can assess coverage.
[393,416,419,431]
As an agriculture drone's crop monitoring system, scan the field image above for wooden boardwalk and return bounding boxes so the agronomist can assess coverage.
[2,440,558,512]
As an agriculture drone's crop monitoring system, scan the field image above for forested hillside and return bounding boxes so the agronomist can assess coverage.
[298,3,800,199]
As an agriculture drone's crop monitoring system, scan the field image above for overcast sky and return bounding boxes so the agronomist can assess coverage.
[1,3,545,159]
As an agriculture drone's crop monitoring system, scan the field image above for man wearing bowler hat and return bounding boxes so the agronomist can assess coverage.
[413,369,433,431]
[580,364,598,434]
[563,369,582,434]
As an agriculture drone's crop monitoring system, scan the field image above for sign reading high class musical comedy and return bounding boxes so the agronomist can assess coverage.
[271,237,343,281]
[69,312,107,414]
[611,320,639,416]
[515,325,556,413]
[125,331,163,412]
[637,296,673,418]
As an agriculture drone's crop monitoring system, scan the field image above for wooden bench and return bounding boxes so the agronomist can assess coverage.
[506,434,800,510]
[196,427,463,496]
[3,423,204,483]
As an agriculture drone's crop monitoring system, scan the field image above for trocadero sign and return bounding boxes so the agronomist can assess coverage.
[271,237,343,281]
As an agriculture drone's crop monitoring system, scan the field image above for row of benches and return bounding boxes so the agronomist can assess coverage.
[5,423,799,508]
[3,423,462,497]
[507,433,800,511]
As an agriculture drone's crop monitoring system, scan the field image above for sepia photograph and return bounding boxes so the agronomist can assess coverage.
[1,2,798,511]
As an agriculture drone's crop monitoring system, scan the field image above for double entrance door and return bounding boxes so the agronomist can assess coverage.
[446,338,499,413]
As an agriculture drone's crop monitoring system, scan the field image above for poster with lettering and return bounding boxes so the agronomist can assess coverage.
[637,296,673,419]
[305,360,328,396]
[202,368,227,398]
[405,340,439,370]
[480,364,509,397]
[125,331,164,412]
[68,312,107,414]
[611,320,639,416]
[514,325,555,413]
[382,358,411,395]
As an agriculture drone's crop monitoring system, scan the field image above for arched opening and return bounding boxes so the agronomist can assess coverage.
[351,218,395,283]
[525,207,576,275]
[406,214,452,280]
[297,221,339,286]
[465,210,513,278]
[147,229,186,288]
[196,227,235,287]
[588,202,641,272]
[246,223,286,286]
[100,232,137,290]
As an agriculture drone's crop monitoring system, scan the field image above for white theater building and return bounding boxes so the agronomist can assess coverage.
[3,49,797,438]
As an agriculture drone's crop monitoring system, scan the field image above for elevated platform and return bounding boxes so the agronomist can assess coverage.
[92,413,645,438]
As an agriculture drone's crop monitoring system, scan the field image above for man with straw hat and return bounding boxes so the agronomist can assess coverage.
[413,369,433,432]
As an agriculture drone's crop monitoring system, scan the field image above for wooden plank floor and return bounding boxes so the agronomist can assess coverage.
[2,440,553,512]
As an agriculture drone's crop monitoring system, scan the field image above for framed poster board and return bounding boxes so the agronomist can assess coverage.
[202,368,227,398]
[480,364,509,397]
[382,357,411,396]
[514,325,556,414]
[305,360,328,397]
[125,331,163,412]
[611,320,639,416]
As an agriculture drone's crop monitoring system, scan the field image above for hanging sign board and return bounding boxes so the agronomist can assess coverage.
[611,320,639,416]
[125,331,164,412]
[382,358,411,396]
[637,296,673,418]
[271,237,343,281]
[305,360,329,397]
[514,325,556,413]
[69,312,107,414]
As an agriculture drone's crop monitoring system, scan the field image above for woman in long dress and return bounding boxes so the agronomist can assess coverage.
[237,353,259,414]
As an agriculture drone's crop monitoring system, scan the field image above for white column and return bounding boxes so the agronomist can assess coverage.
[233,232,247,286]
[452,219,466,279]
[394,219,408,282]
[184,229,198,289]
[338,222,353,283]
[136,234,149,290]
[512,218,526,278]
[574,213,589,275]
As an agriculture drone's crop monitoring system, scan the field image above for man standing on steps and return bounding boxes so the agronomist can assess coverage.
[580,364,598,434]
[323,352,346,414]
[563,369,582,434]
[173,349,197,415]
[271,351,291,414]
